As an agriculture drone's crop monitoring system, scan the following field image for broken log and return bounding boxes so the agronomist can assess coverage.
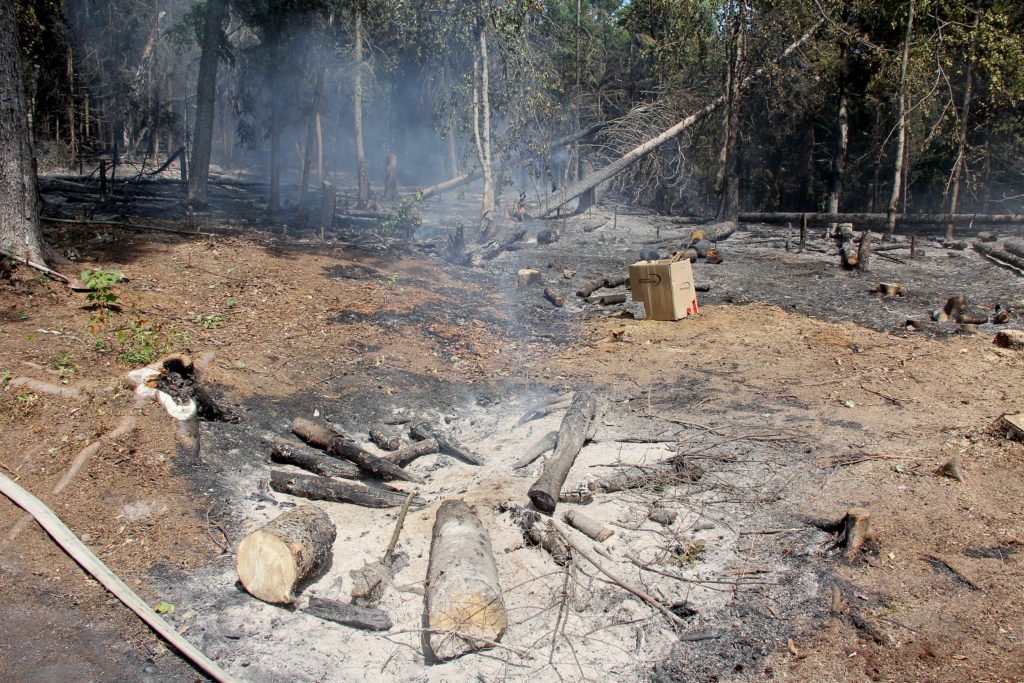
[517,268,541,288]
[236,505,336,604]
[974,242,1024,273]
[648,509,678,526]
[944,294,967,317]
[564,510,613,542]
[857,231,873,271]
[597,293,627,306]
[410,422,484,465]
[320,181,337,231]
[270,470,415,509]
[292,417,423,483]
[522,509,570,565]
[420,170,480,200]
[870,282,906,297]
[369,424,402,451]
[483,229,526,260]
[994,330,1024,350]
[559,486,593,505]
[270,437,362,480]
[512,431,558,469]
[543,21,823,215]
[548,121,609,150]
[426,500,508,660]
[305,596,392,631]
[544,287,564,307]
[537,228,559,245]
[386,438,439,467]
[576,278,606,298]
[841,508,873,561]
[528,391,597,513]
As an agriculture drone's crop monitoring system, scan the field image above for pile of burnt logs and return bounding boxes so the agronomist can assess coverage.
[267,415,485,508]
[906,294,1017,335]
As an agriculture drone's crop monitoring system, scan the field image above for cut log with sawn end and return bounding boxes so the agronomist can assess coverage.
[528,391,598,513]
[236,505,336,604]
[426,500,508,660]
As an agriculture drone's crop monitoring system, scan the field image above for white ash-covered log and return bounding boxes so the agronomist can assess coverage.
[426,500,508,660]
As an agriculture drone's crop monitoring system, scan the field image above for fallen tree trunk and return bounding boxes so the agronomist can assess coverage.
[426,499,508,660]
[305,596,392,631]
[270,437,362,480]
[369,424,402,451]
[739,211,1024,226]
[544,287,564,307]
[512,430,558,469]
[236,505,336,604]
[522,508,570,565]
[410,422,484,466]
[420,170,480,200]
[292,417,423,483]
[974,242,1024,273]
[542,21,823,215]
[270,470,416,509]
[386,438,439,467]
[528,391,597,513]
[483,229,525,260]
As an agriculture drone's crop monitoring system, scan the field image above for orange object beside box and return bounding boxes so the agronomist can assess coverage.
[628,257,699,321]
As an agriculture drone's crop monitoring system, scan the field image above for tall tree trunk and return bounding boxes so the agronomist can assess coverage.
[717,1,744,221]
[65,39,77,160]
[886,0,915,238]
[354,5,368,206]
[268,23,282,215]
[0,0,45,263]
[299,69,324,215]
[188,0,228,205]
[827,47,849,230]
[315,111,323,184]
[946,9,978,240]
[446,115,459,179]
[472,26,495,218]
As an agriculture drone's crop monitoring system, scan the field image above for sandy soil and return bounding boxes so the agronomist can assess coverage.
[1,194,1023,682]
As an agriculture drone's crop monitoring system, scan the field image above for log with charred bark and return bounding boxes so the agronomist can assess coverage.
[236,505,336,604]
[544,287,564,307]
[974,242,1024,274]
[857,231,873,271]
[426,500,508,660]
[270,470,417,509]
[305,596,392,631]
[270,437,362,480]
[483,229,526,260]
[292,417,423,483]
[410,422,484,466]
[386,438,439,468]
[521,508,570,565]
[528,391,597,513]
[369,424,402,451]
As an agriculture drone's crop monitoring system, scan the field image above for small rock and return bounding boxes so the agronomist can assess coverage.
[648,509,678,526]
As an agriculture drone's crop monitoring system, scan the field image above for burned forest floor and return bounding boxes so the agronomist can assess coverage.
[2,177,1024,682]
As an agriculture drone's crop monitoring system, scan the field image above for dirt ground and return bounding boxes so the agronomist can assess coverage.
[1,187,1023,682]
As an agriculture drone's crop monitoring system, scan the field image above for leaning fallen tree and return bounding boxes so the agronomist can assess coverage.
[739,212,1024,226]
[542,20,824,215]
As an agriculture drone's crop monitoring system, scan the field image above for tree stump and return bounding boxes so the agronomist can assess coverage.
[426,500,507,660]
[236,506,336,604]
[839,508,873,562]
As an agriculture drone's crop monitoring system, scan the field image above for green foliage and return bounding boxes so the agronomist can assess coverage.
[195,313,226,329]
[379,192,423,241]
[116,319,165,365]
[81,269,123,333]
[50,351,77,378]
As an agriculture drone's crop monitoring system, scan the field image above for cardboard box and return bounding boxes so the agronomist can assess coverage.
[628,257,699,321]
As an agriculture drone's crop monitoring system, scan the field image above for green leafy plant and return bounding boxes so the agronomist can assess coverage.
[379,192,423,242]
[195,313,226,329]
[116,319,164,365]
[17,309,28,321]
[225,297,237,309]
[81,268,123,333]
[50,351,77,377]
[1,370,11,388]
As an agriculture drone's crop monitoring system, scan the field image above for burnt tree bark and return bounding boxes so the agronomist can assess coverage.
[354,5,368,206]
[946,9,978,241]
[270,470,415,508]
[0,0,46,263]
[827,45,849,231]
[291,417,424,484]
[299,69,325,216]
[268,21,283,215]
[270,437,362,480]
[471,25,495,219]
[716,1,744,221]
[528,391,597,513]
[886,0,915,238]
[187,0,228,206]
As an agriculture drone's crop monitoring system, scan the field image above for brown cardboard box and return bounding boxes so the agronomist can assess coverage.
[628,257,699,321]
